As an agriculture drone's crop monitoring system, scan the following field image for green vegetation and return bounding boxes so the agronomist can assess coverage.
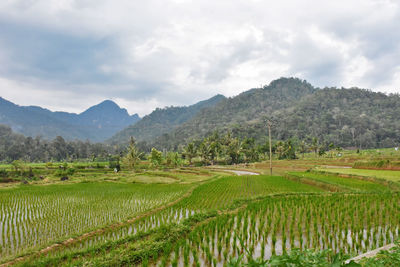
[317,167,400,182]
[288,171,390,192]
[146,78,400,151]
[108,94,225,144]
[156,193,399,266]
[1,77,400,267]
[360,241,400,266]
[0,182,190,260]
[0,125,124,162]
[226,248,355,266]
[176,175,322,210]
[353,159,400,170]
[1,145,399,266]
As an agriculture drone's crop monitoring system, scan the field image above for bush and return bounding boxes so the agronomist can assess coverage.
[0,169,8,178]
[54,168,75,177]
[74,164,86,169]
[353,160,398,169]
[96,163,104,169]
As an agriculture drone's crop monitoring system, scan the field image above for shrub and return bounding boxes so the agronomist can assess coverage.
[0,169,8,177]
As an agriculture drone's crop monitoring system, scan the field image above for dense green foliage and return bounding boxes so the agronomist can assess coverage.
[361,241,400,266]
[142,78,400,150]
[108,94,225,144]
[152,78,315,150]
[272,88,400,149]
[0,125,124,162]
[227,248,355,266]
[0,98,140,142]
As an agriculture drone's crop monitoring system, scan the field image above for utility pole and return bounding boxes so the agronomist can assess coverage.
[267,120,272,176]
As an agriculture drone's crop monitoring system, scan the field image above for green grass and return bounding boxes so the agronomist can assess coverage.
[316,167,400,182]
[288,171,390,192]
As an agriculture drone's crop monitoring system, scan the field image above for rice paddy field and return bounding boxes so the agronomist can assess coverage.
[316,167,400,182]
[287,171,391,192]
[1,148,400,266]
[0,182,191,261]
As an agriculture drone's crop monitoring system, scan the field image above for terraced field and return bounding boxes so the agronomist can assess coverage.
[2,163,399,267]
[316,168,400,182]
[0,182,190,261]
[161,193,400,266]
[175,175,323,211]
[288,171,390,192]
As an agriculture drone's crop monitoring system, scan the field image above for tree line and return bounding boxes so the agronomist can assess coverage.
[122,131,345,171]
[0,123,363,168]
[0,125,124,163]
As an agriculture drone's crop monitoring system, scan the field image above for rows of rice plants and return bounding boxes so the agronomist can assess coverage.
[37,175,323,259]
[175,175,323,211]
[159,193,400,266]
[316,167,400,182]
[288,171,390,192]
[0,182,190,260]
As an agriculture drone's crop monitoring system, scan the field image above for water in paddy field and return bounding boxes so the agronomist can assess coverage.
[46,207,198,256]
[0,185,187,259]
[150,217,399,267]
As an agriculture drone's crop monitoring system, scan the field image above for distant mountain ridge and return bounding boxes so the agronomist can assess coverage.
[0,98,140,142]
[3,77,399,149]
[148,77,400,150]
[108,94,226,144]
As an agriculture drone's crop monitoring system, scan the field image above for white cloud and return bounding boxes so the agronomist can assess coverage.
[0,0,399,116]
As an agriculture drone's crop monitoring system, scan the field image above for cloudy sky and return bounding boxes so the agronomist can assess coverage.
[0,0,399,116]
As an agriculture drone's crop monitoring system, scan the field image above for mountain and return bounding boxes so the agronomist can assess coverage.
[0,98,140,142]
[150,78,400,150]
[152,77,316,149]
[271,87,400,148]
[108,94,226,144]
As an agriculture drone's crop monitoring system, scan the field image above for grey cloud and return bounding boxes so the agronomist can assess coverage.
[0,0,400,116]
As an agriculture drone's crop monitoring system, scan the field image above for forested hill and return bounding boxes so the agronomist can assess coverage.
[150,78,400,150]
[108,94,226,144]
[0,98,140,142]
[271,88,400,148]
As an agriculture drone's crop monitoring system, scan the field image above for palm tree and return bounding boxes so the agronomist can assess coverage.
[299,141,308,158]
[123,137,143,170]
[183,142,197,165]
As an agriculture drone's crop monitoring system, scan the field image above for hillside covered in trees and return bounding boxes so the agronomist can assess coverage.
[108,94,226,144]
[147,78,400,150]
[1,77,399,158]
[0,98,140,142]
[0,124,121,162]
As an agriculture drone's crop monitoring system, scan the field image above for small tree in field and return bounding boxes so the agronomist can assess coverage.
[166,152,181,168]
[123,137,143,170]
[149,148,163,168]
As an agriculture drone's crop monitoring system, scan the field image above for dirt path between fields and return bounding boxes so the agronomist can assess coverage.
[322,165,352,169]
[345,243,395,263]
[1,183,202,267]
[226,170,260,176]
